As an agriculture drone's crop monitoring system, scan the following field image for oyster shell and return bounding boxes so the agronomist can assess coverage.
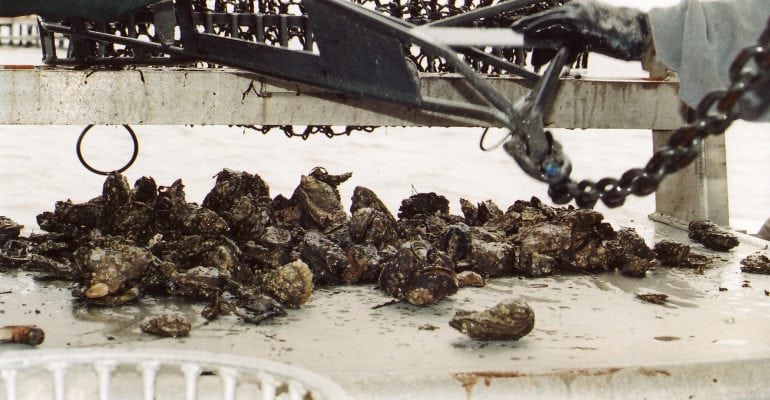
[202,169,270,214]
[0,216,23,245]
[740,252,770,274]
[349,207,398,248]
[606,228,655,277]
[688,220,739,252]
[74,236,152,300]
[351,186,394,218]
[343,244,383,284]
[260,260,314,308]
[141,313,191,337]
[456,270,485,288]
[398,192,450,220]
[299,230,347,285]
[292,174,348,231]
[653,240,691,266]
[379,240,457,306]
[449,299,534,341]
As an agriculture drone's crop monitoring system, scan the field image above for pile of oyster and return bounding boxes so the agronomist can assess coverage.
[0,167,661,328]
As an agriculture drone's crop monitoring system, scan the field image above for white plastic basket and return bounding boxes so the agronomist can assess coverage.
[0,349,350,400]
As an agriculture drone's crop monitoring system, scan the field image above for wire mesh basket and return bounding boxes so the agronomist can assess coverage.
[0,349,350,400]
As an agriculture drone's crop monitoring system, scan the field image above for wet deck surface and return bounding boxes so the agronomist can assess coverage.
[1,219,769,399]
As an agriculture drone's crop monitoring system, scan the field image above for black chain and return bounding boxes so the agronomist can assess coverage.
[239,125,376,139]
[547,18,770,209]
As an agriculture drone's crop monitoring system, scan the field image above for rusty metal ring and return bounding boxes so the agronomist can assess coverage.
[76,124,139,176]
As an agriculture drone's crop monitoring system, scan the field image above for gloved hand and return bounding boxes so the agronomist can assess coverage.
[511,0,651,61]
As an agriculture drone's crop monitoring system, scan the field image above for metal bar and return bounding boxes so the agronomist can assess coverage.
[411,27,557,48]
[459,48,539,86]
[0,69,686,128]
[424,0,541,27]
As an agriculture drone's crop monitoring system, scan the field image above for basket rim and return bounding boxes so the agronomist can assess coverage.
[0,348,351,399]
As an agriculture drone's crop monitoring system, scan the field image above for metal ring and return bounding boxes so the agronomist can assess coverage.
[478,127,511,151]
[76,124,139,176]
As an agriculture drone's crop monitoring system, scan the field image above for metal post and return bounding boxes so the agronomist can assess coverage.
[651,130,730,226]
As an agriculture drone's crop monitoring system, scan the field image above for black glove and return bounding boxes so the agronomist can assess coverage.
[511,0,651,61]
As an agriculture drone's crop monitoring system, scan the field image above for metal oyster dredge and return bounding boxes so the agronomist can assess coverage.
[4,0,770,209]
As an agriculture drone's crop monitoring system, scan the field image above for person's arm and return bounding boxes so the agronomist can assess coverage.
[513,0,770,118]
[648,0,770,110]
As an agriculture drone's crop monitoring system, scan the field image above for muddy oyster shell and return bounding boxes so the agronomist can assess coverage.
[292,174,348,231]
[467,239,517,277]
[260,260,314,308]
[0,216,22,245]
[308,167,352,200]
[379,240,458,306]
[132,176,158,204]
[654,240,694,267]
[456,270,485,288]
[688,220,739,252]
[343,244,384,284]
[241,226,293,268]
[183,207,229,237]
[74,237,153,301]
[516,223,571,276]
[351,186,393,218]
[141,313,191,337]
[202,169,270,214]
[349,207,398,248]
[101,173,131,224]
[37,199,102,236]
[398,192,450,220]
[740,252,770,274]
[449,299,535,341]
[154,179,195,235]
[606,228,655,277]
[299,230,347,285]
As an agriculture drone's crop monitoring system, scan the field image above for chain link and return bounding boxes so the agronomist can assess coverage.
[547,17,770,209]
[239,125,376,139]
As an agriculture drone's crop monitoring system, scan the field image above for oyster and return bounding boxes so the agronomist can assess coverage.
[241,226,293,268]
[351,186,394,218]
[637,292,668,305]
[132,176,158,204]
[0,216,22,245]
[516,223,570,276]
[740,252,770,274]
[397,192,450,220]
[688,220,739,252]
[201,169,271,214]
[653,240,691,266]
[292,174,348,231]
[449,299,534,341]
[349,207,398,248]
[101,173,131,226]
[299,230,347,285]
[343,244,384,284]
[456,271,486,288]
[260,260,314,308]
[606,228,655,277]
[308,167,352,200]
[74,236,152,302]
[466,237,517,277]
[141,313,191,337]
[234,297,287,324]
[378,240,458,306]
